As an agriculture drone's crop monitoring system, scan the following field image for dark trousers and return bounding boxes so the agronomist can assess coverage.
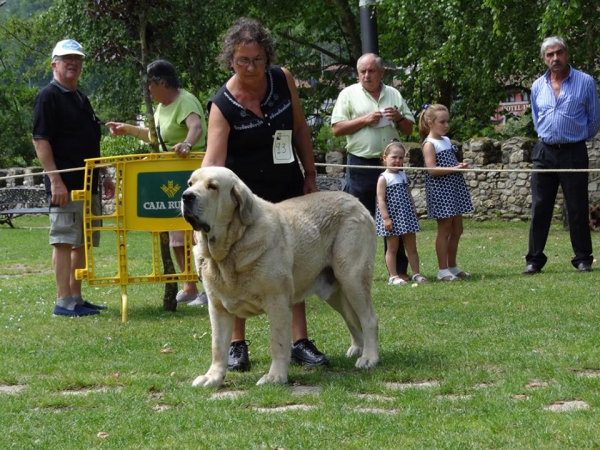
[526,141,592,268]
[345,153,409,274]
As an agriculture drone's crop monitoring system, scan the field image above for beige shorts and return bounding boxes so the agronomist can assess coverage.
[49,194,101,248]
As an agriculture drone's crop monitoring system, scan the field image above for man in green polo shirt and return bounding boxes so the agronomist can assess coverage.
[331,53,415,278]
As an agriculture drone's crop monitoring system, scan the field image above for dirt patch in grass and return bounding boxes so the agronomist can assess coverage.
[356,393,395,402]
[153,404,172,412]
[61,386,122,396]
[573,369,600,378]
[385,380,440,390]
[436,394,472,401]
[543,400,590,412]
[0,384,27,394]
[210,390,245,400]
[253,404,317,413]
[526,379,550,389]
[291,385,322,396]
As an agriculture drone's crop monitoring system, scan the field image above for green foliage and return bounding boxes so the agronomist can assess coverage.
[100,134,148,157]
[312,122,346,153]
[497,109,536,140]
[0,0,52,20]
[4,0,600,158]
[0,15,49,167]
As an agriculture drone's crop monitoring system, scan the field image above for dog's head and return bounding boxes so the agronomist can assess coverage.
[181,167,255,260]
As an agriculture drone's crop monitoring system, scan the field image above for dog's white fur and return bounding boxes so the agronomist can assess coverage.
[182,167,379,387]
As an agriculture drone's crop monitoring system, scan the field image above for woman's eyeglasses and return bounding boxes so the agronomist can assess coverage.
[234,56,267,67]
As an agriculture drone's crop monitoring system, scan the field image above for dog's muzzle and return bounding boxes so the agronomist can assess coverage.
[182,191,211,233]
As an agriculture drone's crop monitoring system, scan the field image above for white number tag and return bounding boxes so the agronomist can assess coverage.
[272,130,294,164]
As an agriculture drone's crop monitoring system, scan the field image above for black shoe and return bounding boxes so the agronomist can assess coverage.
[522,264,541,275]
[576,262,592,272]
[228,340,251,372]
[53,304,99,317]
[82,301,107,310]
[291,339,330,367]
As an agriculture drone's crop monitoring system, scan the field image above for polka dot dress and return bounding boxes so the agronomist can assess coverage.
[423,136,473,219]
[375,171,420,236]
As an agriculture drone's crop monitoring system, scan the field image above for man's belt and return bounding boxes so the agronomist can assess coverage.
[541,140,585,149]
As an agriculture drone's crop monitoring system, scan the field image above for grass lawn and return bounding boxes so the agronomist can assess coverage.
[1,216,599,449]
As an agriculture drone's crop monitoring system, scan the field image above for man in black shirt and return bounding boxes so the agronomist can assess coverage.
[32,39,115,317]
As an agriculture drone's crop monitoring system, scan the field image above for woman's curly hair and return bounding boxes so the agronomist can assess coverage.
[217,17,276,71]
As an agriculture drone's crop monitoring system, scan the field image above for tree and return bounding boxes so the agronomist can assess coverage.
[47,0,240,124]
[0,13,52,167]
[5,0,600,166]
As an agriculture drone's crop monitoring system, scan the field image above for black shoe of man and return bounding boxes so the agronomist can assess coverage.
[576,262,592,272]
[228,340,251,372]
[522,264,541,275]
[291,339,330,367]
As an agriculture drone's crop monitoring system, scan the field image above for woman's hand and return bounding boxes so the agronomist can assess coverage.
[172,141,192,158]
[105,122,129,136]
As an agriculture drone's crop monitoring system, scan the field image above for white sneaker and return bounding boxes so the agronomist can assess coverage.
[176,290,198,304]
[188,291,208,307]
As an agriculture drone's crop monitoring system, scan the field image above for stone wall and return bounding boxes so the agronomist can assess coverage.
[318,134,600,222]
[4,134,600,222]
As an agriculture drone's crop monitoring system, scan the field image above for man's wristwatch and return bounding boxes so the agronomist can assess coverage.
[182,141,192,149]
[397,111,405,123]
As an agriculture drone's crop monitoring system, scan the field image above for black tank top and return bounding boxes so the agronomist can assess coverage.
[208,66,303,202]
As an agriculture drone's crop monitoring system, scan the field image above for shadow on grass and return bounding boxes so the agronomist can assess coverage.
[105,303,209,322]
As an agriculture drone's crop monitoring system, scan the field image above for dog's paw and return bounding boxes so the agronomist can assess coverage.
[192,374,224,388]
[355,355,379,369]
[256,373,288,386]
[346,345,363,358]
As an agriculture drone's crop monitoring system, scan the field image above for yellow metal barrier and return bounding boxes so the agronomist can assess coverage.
[72,153,203,322]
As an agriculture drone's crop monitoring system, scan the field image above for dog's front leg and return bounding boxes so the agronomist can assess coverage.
[256,301,292,386]
[192,302,235,388]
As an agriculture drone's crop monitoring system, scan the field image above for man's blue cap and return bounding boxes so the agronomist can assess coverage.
[52,39,85,57]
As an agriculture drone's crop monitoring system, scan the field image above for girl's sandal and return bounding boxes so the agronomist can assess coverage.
[449,267,470,278]
[411,273,429,283]
[437,269,459,282]
[388,276,407,286]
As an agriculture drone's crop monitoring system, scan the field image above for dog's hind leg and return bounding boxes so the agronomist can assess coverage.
[338,279,379,369]
[326,290,364,357]
[257,299,293,386]
[192,303,235,388]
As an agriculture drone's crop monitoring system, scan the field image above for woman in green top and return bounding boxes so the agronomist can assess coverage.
[107,60,207,306]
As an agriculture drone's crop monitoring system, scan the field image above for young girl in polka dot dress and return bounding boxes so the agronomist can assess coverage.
[419,104,473,281]
[376,140,428,285]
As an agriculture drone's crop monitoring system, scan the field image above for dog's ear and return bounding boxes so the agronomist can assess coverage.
[231,182,254,225]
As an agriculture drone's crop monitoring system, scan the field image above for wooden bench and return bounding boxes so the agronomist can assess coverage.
[0,187,49,228]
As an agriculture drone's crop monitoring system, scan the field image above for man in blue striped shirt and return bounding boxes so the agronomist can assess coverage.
[524,36,600,275]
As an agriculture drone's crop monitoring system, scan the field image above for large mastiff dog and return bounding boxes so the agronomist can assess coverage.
[181,167,379,387]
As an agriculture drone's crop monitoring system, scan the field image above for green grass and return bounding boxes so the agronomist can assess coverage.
[1,216,600,449]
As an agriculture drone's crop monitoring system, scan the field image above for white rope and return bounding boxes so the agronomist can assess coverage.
[314,162,600,173]
[2,162,600,184]
[0,165,111,182]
